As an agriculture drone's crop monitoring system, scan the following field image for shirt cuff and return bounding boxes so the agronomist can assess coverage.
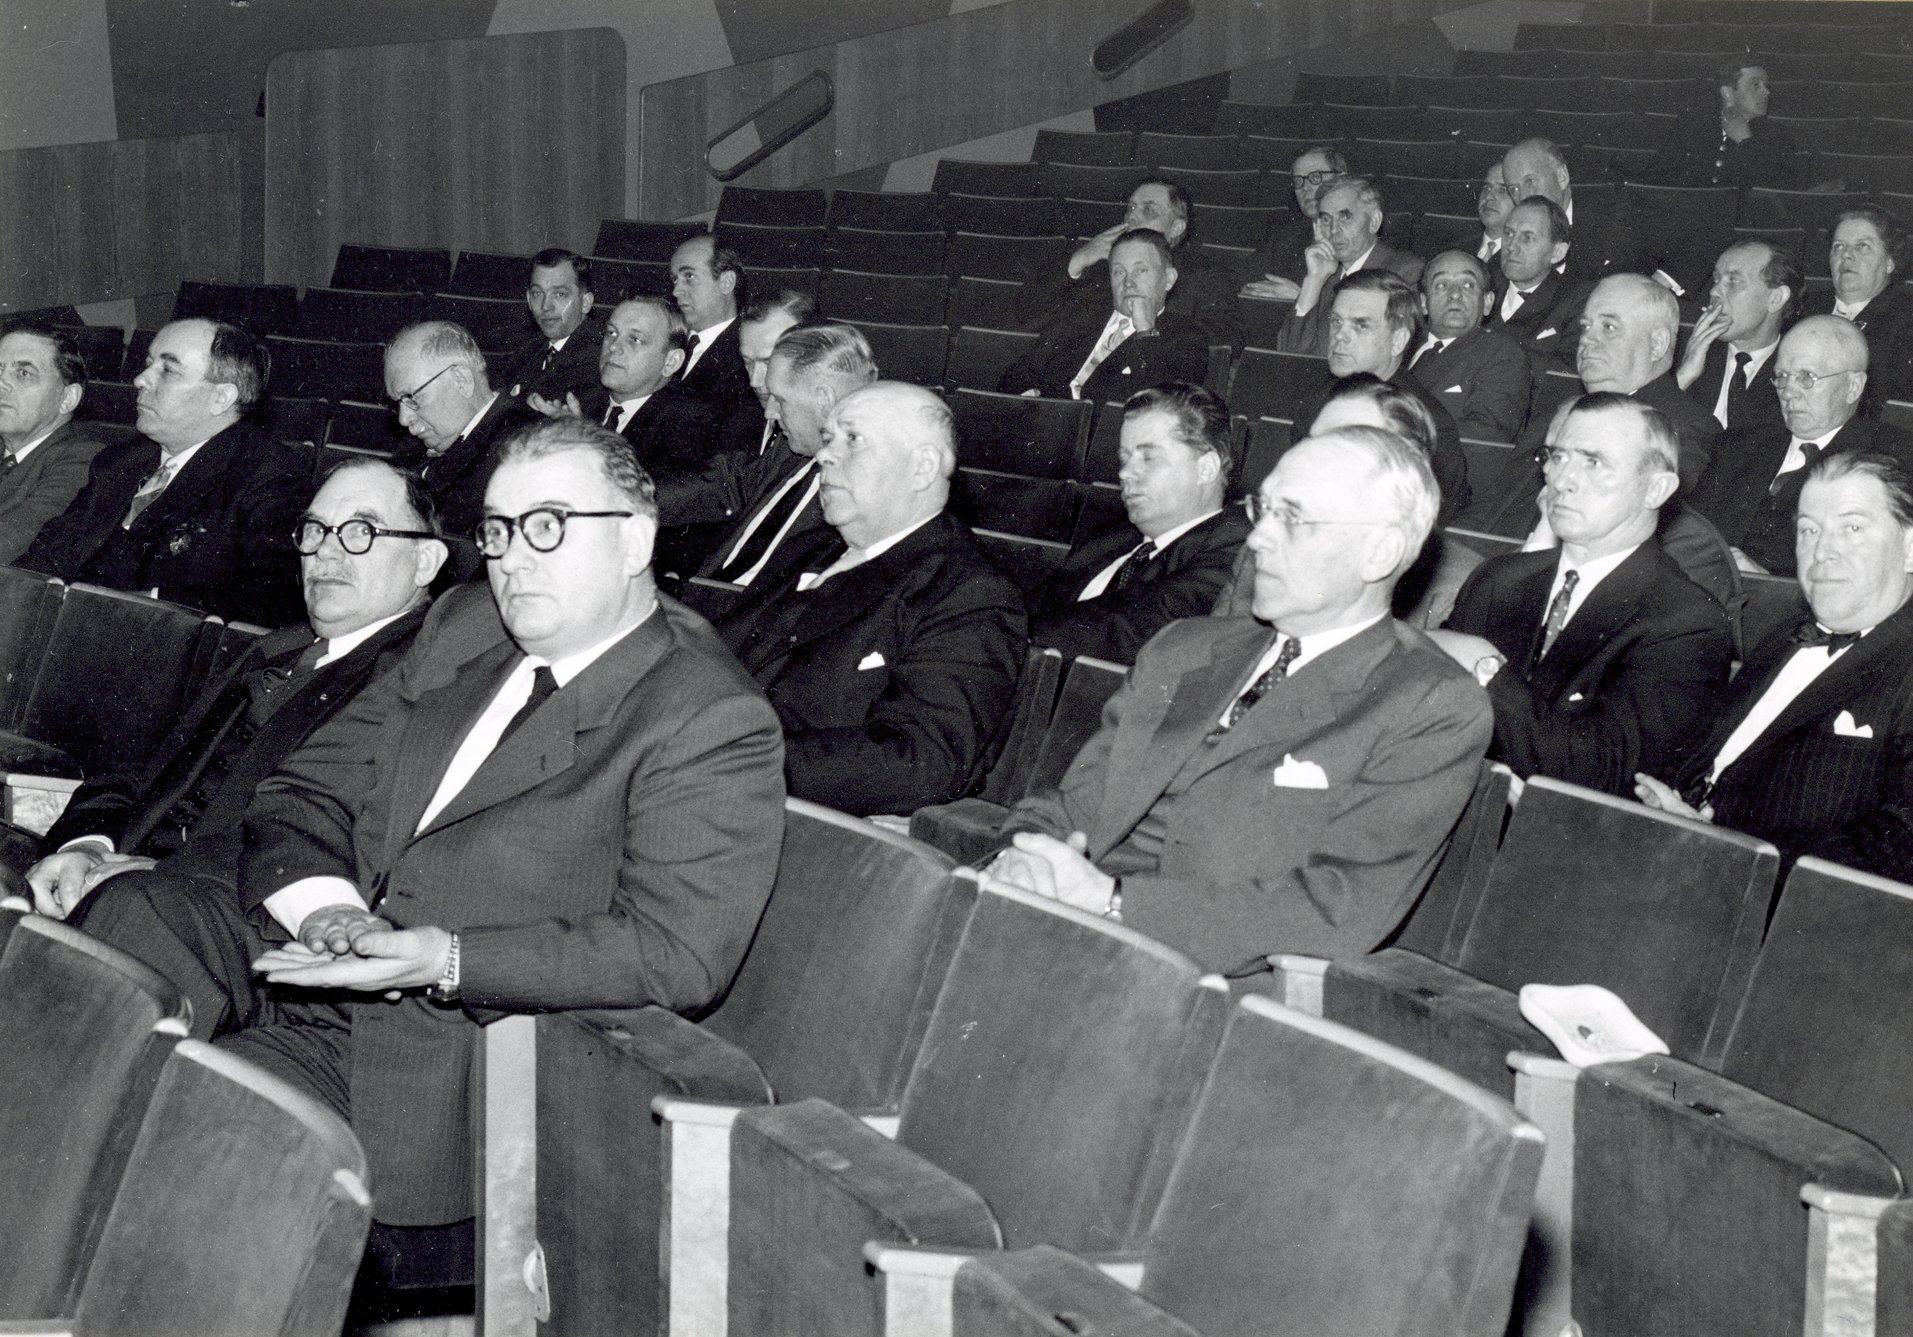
[57,835,115,855]
[264,877,368,937]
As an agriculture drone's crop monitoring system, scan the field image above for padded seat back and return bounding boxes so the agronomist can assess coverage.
[1717,858,1913,1169]
[73,1041,369,1337]
[0,568,64,732]
[330,243,450,293]
[1024,655,1127,797]
[0,917,187,1318]
[297,287,425,344]
[898,883,1228,1251]
[845,320,948,387]
[1137,997,1543,1337]
[717,185,828,228]
[950,389,1092,478]
[1455,776,1777,1066]
[1390,761,1513,963]
[444,251,533,300]
[18,585,220,778]
[977,645,1066,804]
[592,219,706,262]
[827,190,945,232]
[945,326,1041,393]
[170,280,299,337]
[1032,129,1134,166]
[705,801,973,1110]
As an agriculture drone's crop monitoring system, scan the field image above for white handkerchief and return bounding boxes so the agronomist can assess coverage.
[1537,327,1559,340]
[1835,710,1874,739]
[1272,754,1329,790]
[857,651,886,671]
[1519,983,1669,1068]
[1568,692,1585,703]
[1442,384,1464,394]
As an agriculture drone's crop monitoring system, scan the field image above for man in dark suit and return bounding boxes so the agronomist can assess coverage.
[987,425,1492,969]
[1484,197,1589,372]
[1030,382,1249,663]
[670,233,754,411]
[1000,229,1211,402]
[1690,316,1913,577]
[584,296,716,477]
[1673,238,1794,435]
[382,321,541,575]
[1637,449,1913,880]
[715,381,1025,817]
[0,324,110,563]
[19,318,307,627]
[1433,395,1734,796]
[1015,177,1241,346]
[1499,139,1648,285]
[658,322,876,592]
[1803,206,1913,416]
[726,288,817,457]
[1290,271,1471,523]
[29,458,445,920]
[1276,175,1423,357]
[116,417,787,1233]
[499,249,605,407]
[1239,145,1347,299]
[1406,250,1533,443]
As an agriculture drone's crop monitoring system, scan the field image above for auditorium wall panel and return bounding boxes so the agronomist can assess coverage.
[262,28,625,289]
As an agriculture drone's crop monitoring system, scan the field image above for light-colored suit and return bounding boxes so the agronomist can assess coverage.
[1006,615,1492,970]
[0,420,110,564]
[236,583,786,1223]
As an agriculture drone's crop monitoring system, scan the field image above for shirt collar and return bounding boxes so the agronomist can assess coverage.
[1343,242,1377,274]
[1143,508,1222,552]
[523,602,658,688]
[458,393,500,442]
[1554,542,1639,601]
[7,419,68,463]
[1263,611,1388,678]
[314,607,413,669]
[690,315,736,343]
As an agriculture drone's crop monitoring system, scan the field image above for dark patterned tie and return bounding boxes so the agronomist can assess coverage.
[1216,636,1302,736]
[1771,441,1823,496]
[1538,569,1579,659]
[1109,541,1156,594]
[679,331,701,380]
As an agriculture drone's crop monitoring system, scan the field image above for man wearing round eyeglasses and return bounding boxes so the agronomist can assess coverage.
[1691,315,1913,578]
[1240,146,1346,303]
[1433,394,1733,795]
[26,458,445,926]
[984,425,1491,970]
[216,415,785,1234]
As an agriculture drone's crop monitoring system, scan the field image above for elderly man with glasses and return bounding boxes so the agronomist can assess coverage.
[1691,315,1913,577]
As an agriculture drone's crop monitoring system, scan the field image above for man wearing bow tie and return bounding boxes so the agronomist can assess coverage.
[1638,449,1913,879]
[988,425,1490,970]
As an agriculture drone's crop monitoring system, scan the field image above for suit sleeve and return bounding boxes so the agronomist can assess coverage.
[998,332,1060,397]
[457,688,787,1013]
[1451,345,1532,443]
[1276,300,1330,356]
[0,437,108,565]
[782,570,1029,817]
[655,447,762,525]
[1031,530,1245,664]
[162,455,309,628]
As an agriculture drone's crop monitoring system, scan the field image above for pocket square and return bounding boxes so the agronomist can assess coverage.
[1834,709,1874,739]
[1442,384,1464,394]
[1272,754,1329,790]
[1537,327,1559,339]
[857,651,886,671]
[1567,691,1585,703]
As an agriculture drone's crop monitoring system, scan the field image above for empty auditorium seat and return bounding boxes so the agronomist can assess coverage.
[325,400,412,456]
[1231,416,1294,496]
[1572,858,1913,1337]
[1032,129,1134,166]
[1191,203,1280,250]
[1041,162,1141,203]
[971,530,1071,593]
[944,326,1041,393]
[1210,102,1314,138]
[1227,348,1328,422]
[1322,774,1778,1100]
[844,320,949,387]
[828,190,945,233]
[1233,134,1319,172]
[656,881,1228,1337]
[297,287,425,344]
[946,276,1025,329]
[819,270,950,326]
[716,185,828,228]
[1318,103,1425,141]
[422,293,533,349]
[0,915,187,1318]
[589,256,671,300]
[257,395,329,447]
[933,159,1046,198]
[1820,150,1913,195]
[718,222,826,269]
[262,335,386,402]
[1739,186,1864,230]
[741,264,820,300]
[1386,761,1514,965]
[942,195,1063,238]
[77,381,137,428]
[1413,213,1486,257]
[1157,167,1274,210]
[482,802,971,1337]
[950,470,1079,542]
[329,243,451,294]
[1132,132,1241,172]
[948,389,1091,478]
[0,569,62,734]
[1294,71,1391,105]
[1050,197,1120,240]
[170,280,300,337]
[592,218,706,262]
[971,645,1065,806]
[1352,137,1460,179]
[1425,105,1527,143]
[49,325,126,383]
[444,250,533,300]
[1396,75,1499,110]
[942,996,1543,1337]
[825,228,948,276]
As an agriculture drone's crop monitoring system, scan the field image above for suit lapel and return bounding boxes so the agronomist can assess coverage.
[760,518,949,662]
[1730,604,1913,769]
[1529,545,1654,696]
[126,425,239,534]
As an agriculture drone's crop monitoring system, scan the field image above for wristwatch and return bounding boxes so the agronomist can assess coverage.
[428,932,461,1003]
[1473,654,1506,687]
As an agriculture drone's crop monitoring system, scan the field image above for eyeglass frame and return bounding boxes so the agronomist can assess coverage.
[1770,366,1862,393]
[1239,493,1382,539]
[391,362,458,414]
[474,507,635,558]
[293,518,439,556]
[1290,168,1336,191]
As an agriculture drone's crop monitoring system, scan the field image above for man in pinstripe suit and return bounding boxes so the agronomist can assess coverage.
[1637,449,1913,880]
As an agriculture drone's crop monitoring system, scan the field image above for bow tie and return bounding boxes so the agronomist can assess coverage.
[1794,623,1862,655]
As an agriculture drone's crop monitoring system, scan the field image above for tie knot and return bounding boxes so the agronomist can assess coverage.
[1794,623,1861,655]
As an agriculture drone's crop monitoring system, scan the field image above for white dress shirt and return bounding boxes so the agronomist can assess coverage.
[1076,509,1220,602]
[682,316,736,375]
[1708,633,1864,782]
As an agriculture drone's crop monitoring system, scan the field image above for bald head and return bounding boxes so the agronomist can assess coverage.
[1501,138,1571,207]
[1775,315,1870,440]
[814,380,954,548]
[1576,274,1679,393]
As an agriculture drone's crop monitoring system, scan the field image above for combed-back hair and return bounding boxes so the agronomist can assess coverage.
[0,322,88,387]
[1512,195,1572,250]
[1110,228,1175,269]
[1810,449,1913,527]
[1312,423,1439,567]
[743,289,818,327]
[1124,381,1235,479]
[1335,269,1421,335]
[398,321,489,383]
[771,322,879,384]
[530,248,592,294]
[495,416,658,519]
[616,295,690,355]
[1560,391,1680,478]
[1319,373,1440,462]
[206,320,269,411]
[312,456,442,536]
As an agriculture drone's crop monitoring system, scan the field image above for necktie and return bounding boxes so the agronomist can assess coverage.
[602,401,618,428]
[1069,314,1134,399]
[1771,441,1823,495]
[1217,636,1302,735]
[1110,541,1156,593]
[0,450,16,477]
[1793,622,1861,655]
[714,461,816,584]
[498,665,559,746]
[542,344,558,371]
[1733,350,1753,388]
[123,456,179,528]
[679,331,701,379]
[1538,569,1580,659]
[1410,336,1447,369]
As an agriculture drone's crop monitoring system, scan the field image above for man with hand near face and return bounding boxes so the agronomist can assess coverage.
[987,425,1490,970]
[1637,450,1913,879]
[1277,175,1423,356]
[1406,250,1533,443]
[999,230,1210,401]
[0,323,108,563]
[1434,394,1733,794]
[1674,239,1796,433]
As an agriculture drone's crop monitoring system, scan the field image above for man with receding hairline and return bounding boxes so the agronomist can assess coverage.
[503,248,605,406]
[1498,138,1648,285]
[670,233,753,409]
[1674,238,1795,434]
[1408,249,1532,443]
[986,425,1491,969]
[714,380,1027,817]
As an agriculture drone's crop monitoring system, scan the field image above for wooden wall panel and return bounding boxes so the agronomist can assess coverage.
[264,29,626,290]
[0,132,249,313]
[638,0,1461,219]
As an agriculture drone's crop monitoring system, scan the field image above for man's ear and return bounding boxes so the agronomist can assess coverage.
[1845,369,1868,409]
[413,539,450,588]
[662,348,687,380]
[1649,328,1673,364]
[1643,469,1680,512]
[1388,324,1413,363]
[718,269,738,298]
[1360,523,1409,583]
[1768,284,1792,317]
[623,511,659,578]
[579,292,595,318]
[1163,263,1179,293]
[57,381,82,419]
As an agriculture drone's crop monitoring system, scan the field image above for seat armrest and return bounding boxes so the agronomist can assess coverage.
[581,1006,771,1106]
[953,1246,1196,1337]
[866,1243,1147,1337]
[1803,1185,1902,1337]
[1268,953,1328,1015]
[0,1322,74,1336]
[655,1097,749,1337]
[1510,1050,1579,1337]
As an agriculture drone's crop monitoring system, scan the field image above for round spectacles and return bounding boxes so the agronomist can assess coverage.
[1771,368,1859,393]
[1291,169,1335,189]
[474,507,634,558]
[1241,495,1377,539]
[294,519,437,555]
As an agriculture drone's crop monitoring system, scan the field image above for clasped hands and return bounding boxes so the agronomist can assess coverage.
[980,830,1117,917]
[252,904,453,1002]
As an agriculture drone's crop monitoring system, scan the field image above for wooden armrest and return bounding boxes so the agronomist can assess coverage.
[1510,1049,1579,1337]
[1509,1051,1580,1083]
[1268,953,1328,1015]
[653,1095,746,1127]
[656,1097,747,1337]
[868,1244,1009,1337]
[478,1015,546,1337]
[1804,1186,1904,1337]
[0,1322,74,1335]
